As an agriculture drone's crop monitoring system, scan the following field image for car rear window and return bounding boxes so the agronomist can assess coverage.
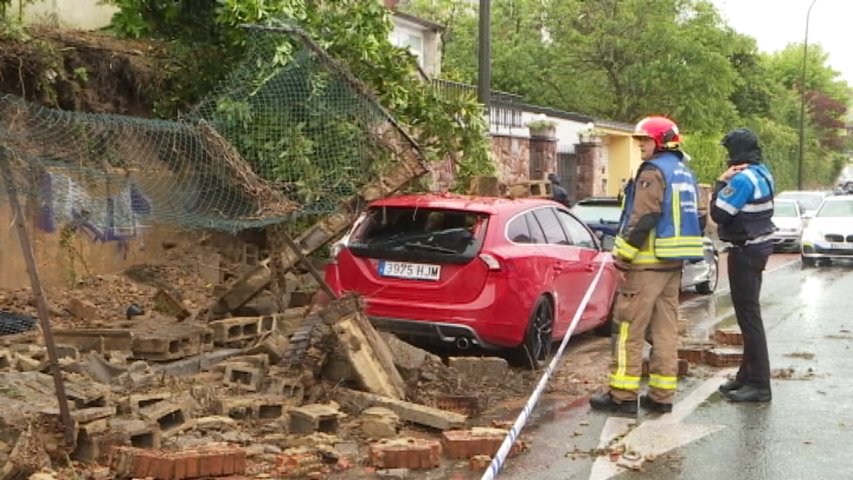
[347,206,488,263]
[773,201,798,217]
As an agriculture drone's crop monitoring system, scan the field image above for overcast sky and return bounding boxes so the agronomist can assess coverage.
[710,0,852,86]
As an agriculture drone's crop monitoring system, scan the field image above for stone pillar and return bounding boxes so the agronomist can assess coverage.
[529,130,557,181]
[575,139,606,199]
[490,134,530,186]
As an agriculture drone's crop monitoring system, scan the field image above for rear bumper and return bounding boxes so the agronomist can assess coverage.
[369,317,497,349]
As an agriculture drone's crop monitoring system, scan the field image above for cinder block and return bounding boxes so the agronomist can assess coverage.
[369,437,442,469]
[129,391,173,414]
[264,375,305,405]
[289,404,343,434]
[139,401,192,437]
[210,316,276,344]
[223,364,263,391]
[448,356,509,379]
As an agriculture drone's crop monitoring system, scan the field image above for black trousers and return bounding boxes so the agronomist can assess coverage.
[727,245,771,389]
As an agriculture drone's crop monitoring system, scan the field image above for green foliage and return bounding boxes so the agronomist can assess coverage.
[408,0,851,189]
[104,0,493,191]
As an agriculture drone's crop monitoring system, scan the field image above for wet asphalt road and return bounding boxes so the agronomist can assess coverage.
[498,254,853,480]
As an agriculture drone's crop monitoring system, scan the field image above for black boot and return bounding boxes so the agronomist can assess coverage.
[718,379,743,394]
[724,385,771,403]
[589,393,638,414]
[640,395,673,413]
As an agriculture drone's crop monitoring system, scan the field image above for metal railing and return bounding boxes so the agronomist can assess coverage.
[432,79,525,129]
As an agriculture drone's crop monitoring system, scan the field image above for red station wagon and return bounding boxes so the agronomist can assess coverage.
[325,194,619,367]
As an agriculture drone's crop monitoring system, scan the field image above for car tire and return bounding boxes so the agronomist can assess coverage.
[510,296,554,370]
[802,255,816,267]
[695,254,719,294]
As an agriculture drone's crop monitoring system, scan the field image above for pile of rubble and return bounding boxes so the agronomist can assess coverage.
[0,279,532,480]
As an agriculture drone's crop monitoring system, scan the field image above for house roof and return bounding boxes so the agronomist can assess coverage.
[392,11,444,31]
[511,102,593,123]
[594,118,636,133]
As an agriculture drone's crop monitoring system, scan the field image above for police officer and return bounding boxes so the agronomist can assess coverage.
[712,128,775,403]
[548,173,571,207]
[590,116,705,414]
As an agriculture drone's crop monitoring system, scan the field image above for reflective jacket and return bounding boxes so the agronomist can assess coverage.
[613,152,705,263]
[711,163,775,244]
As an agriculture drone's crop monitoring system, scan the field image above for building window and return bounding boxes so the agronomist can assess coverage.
[390,26,424,67]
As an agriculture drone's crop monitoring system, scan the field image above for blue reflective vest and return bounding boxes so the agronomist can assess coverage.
[614,152,704,263]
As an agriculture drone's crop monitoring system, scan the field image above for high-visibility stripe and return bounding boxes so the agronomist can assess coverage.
[614,236,638,260]
[649,374,678,390]
[610,321,641,390]
[609,374,641,390]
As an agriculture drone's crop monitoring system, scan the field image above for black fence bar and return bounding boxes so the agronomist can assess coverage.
[432,79,525,129]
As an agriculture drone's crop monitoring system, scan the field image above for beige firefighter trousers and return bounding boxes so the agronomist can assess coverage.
[608,268,681,404]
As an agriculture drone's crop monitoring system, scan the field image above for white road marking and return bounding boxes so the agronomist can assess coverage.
[589,369,736,480]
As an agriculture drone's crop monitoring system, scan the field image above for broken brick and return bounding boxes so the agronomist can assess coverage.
[369,438,442,470]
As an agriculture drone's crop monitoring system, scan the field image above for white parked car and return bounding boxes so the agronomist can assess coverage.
[776,190,831,219]
[771,199,804,252]
[800,195,853,267]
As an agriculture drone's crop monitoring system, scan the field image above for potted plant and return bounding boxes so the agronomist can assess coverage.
[578,127,605,144]
[527,119,557,139]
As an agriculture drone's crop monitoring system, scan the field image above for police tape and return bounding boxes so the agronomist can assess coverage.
[480,261,608,480]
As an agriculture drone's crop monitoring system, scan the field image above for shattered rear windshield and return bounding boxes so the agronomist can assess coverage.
[348,206,489,263]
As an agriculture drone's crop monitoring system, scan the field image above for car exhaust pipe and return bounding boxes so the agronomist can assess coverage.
[455,337,471,350]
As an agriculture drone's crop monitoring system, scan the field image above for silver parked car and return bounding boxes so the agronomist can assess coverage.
[572,197,719,294]
[801,195,853,266]
[771,199,804,252]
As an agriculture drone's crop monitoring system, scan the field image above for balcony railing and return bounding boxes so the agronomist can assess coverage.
[432,79,525,129]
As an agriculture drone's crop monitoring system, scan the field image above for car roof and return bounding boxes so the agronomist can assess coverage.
[366,193,561,215]
[575,196,621,206]
[820,194,853,203]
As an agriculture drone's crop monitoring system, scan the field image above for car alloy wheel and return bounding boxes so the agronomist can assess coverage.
[512,296,554,370]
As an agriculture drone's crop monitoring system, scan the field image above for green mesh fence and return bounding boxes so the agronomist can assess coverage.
[0,25,422,236]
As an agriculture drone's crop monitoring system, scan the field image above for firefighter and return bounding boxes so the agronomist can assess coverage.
[712,128,775,403]
[590,116,705,414]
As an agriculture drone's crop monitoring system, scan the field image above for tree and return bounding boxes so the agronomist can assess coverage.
[106,0,494,190]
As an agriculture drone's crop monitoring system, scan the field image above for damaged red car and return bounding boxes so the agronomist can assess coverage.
[325,194,619,368]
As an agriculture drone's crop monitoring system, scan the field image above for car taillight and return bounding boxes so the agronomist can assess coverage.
[479,252,501,271]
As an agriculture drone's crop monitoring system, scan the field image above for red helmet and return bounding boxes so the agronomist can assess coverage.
[633,116,681,151]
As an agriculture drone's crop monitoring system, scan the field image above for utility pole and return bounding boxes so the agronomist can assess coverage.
[798,0,817,190]
[478,0,491,117]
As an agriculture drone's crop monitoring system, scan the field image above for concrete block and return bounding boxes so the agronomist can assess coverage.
[264,375,305,405]
[223,364,264,391]
[333,311,407,399]
[210,316,276,344]
[361,407,399,439]
[138,400,192,437]
[289,404,344,434]
[369,438,442,470]
[129,391,172,414]
[335,388,466,431]
[53,328,134,352]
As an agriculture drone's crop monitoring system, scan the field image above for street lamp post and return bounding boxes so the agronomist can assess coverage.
[477,0,491,116]
[798,0,817,190]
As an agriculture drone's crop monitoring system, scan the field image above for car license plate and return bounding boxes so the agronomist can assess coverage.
[378,260,441,281]
[829,242,853,250]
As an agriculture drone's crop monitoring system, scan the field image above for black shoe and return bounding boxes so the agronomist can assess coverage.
[589,393,638,414]
[718,379,744,394]
[724,385,771,403]
[640,395,673,413]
